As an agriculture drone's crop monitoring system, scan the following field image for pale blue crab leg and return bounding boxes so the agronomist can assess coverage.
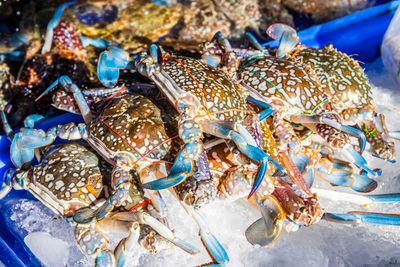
[342,146,381,177]
[36,76,93,123]
[389,131,400,140]
[41,1,77,54]
[189,207,229,264]
[79,36,110,49]
[245,195,285,246]
[321,117,366,153]
[97,45,132,88]
[244,32,265,51]
[312,188,400,205]
[140,212,199,255]
[324,211,400,225]
[199,120,285,197]
[1,111,14,141]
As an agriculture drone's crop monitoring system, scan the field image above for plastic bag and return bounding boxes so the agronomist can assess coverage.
[382,6,400,85]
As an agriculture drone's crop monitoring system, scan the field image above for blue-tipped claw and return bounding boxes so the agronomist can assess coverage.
[142,147,193,190]
[351,174,377,193]
[325,211,400,225]
[246,195,284,246]
[277,30,298,58]
[24,114,45,128]
[97,52,120,88]
[0,169,14,200]
[343,147,380,177]
[200,230,229,264]
[16,129,55,150]
[266,23,297,41]
[97,46,131,88]
[340,125,366,153]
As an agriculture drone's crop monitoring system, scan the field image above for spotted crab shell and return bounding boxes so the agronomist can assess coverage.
[161,56,249,122]
[241,56,326,112]
[88,94,171,162]
[295,45,373,112]
[31,143,103,216]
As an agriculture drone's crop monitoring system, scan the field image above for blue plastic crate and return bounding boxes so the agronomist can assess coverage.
[0,1,399,265]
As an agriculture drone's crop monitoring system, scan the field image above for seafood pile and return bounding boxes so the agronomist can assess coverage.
[0,1,400,267]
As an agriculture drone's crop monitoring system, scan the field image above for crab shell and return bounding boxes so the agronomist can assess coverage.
[295,45,395,161]
[295,45,373,118]
[27,143,103,217]
[161,55,249,122]
[241,56,350,149]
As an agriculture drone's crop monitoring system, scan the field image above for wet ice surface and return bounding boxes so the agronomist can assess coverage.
[5,57,400,267]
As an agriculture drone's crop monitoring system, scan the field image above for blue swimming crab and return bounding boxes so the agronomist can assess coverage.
[200,30,380,185]
[291,43,400,162]
[0,137,198,266]
[7,81,179,223]
[206,122,400,248]
[97,45,285,197]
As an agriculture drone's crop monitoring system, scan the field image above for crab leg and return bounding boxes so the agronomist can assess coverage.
[324,212,400,225]
[109,211,199,255]
[97,45,133,88]
[245,194,285,247]
[199,120,284,197]
[2,112,54,169]
[266,23,299,58]
[42,1,77,54]
[36,76,93,123]
[168,189,229,264]
[246,97,275,121]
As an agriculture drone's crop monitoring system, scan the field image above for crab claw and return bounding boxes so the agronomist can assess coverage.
[324,211,400,225]
[245,195,285,246]
[114,222,140,267]
[2,112,54,169]
[0,169,14,200]
[24,114,45,129]
[266,23,298,58]
[97,45,131,88]
[94,250,116,267]
[342,146,381,177]
[289,151,314,188]
[142,141,194,190]
[185,206,229,264]
[317,158,377,193]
